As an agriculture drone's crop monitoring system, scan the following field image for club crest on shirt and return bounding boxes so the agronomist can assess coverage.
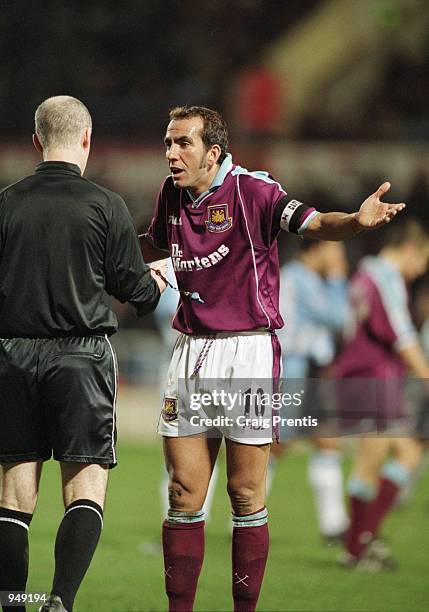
[162,397,178,421]
[205,204,232,232]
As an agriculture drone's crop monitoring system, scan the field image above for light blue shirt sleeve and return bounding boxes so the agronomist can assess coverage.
[279,262,349,370]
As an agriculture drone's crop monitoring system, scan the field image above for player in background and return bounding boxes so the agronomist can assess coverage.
[140,105,405,612]
[0,96,166,612]
[413,282,429,448]
[275,240,350,542]
[335,219,429,569]
[389,282,429,508]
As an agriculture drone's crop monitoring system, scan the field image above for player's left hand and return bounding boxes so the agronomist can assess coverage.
[356,182,406,229]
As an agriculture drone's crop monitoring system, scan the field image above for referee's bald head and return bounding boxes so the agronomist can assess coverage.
[35,95,92,151]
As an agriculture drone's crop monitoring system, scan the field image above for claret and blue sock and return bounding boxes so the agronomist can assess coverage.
[162,509,205,612]
[231,507,269,612]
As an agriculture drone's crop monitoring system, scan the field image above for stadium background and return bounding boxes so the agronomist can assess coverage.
[1,1,429,610]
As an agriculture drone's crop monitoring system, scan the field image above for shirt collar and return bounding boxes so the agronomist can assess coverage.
[187,153,233,205]
[35,161,82,176]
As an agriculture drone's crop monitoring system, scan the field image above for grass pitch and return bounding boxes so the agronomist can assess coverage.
[27,443,429,611]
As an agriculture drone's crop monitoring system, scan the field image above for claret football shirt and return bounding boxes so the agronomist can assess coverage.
[336,256,417,378]
[146,154,318,335]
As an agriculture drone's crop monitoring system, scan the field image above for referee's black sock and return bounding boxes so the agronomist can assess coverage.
[52,499,103,612]
[0,506,33,612]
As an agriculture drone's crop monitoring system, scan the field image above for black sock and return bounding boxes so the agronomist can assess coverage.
[0,507,33,612]
[52,499,103,612]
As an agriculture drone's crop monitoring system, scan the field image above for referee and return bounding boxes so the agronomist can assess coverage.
[0,96,166,612]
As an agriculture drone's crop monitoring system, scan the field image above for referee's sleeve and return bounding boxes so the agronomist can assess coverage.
[0,190,6,252]
[105,195,160,317]
[146,181,169,250]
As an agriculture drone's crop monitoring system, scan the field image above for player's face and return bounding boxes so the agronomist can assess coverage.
[319,242,348,278]
[164,117,216,196]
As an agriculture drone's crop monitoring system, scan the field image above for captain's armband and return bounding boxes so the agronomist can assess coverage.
[279,199,318,234]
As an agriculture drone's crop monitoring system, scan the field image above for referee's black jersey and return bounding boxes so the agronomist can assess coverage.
[0,161,160,338]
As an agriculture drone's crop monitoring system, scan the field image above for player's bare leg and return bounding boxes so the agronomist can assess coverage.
[0,461,42,612]
[160,463,220,524]
[226,440,269,514]
[392,437,424,471]
[164,435,221,511]
[43,463,109,612]
[226,440,270,612]
[353,437,391,486]
[162,435,222,612]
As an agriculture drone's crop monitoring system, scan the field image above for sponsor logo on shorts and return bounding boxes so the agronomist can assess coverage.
[162,397,178,421]
[205,204,232,232]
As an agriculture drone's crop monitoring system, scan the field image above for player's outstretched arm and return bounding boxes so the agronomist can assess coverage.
[304,182,406,241]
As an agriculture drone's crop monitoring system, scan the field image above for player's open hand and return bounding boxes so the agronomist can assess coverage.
[356,182,406,230]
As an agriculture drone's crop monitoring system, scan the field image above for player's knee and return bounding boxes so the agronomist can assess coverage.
[168,480,187,510]
[168,476,204,512]
[227,480,260,515]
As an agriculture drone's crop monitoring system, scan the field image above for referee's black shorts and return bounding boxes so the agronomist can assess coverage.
[0,335,118,468]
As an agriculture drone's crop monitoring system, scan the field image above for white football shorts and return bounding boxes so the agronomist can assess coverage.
[157,330,282,444]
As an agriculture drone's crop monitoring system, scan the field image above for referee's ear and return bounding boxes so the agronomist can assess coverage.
[82,127,92,151]
[33,133,43,154]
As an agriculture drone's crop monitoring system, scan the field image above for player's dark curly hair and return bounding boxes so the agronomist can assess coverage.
[168,106,229,164]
